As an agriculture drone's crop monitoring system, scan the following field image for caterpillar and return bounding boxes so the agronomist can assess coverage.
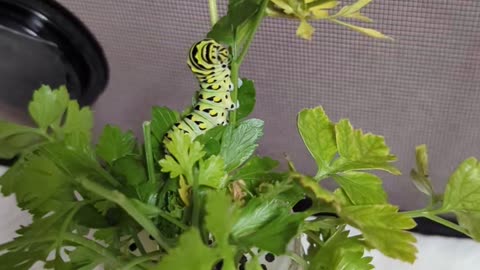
[164,39,239,144]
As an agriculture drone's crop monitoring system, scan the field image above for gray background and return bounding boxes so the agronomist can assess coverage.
[35,0,480,210]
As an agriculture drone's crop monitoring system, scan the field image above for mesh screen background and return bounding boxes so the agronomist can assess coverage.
[58,0,480,210]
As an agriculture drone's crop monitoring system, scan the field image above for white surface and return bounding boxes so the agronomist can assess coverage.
[2,165,480,269]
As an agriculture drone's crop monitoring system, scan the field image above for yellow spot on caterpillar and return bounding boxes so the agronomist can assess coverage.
[212,85,219,90]
[213,97,221,102]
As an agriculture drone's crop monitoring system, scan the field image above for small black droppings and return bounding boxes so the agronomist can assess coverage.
[128,243,137,252]
[265,253,275,263]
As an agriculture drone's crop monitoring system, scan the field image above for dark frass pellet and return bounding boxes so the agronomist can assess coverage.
[265,253,275,263]
[128,243,137,252]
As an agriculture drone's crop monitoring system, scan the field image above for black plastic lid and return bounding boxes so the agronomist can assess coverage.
[0,0,109,106]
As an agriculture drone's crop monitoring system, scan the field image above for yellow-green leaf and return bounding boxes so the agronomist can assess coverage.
[332,20,393,40]
[296,20,315,40]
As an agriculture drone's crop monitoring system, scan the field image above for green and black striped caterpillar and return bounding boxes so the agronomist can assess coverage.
[164,39,239,144]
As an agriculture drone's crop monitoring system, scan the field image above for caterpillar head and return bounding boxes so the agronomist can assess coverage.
[189,39,230,68]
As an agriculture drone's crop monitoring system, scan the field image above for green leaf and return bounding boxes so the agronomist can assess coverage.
[28,85,70,129]
[111,156,147,187]
[410,144,434,196]
[205,192,239,246]
[455,211,480,241]
[39,142,120,187]
[220,119,264,172]
[442,157,480,240]
[335,119,395,162]
[205,192,239,269]
[96,125,136,165]
[62,101,93,139]
[236,79,256,120]
[308,230,373,270]
[333,172,387,205]
[159,129,205,182]
[443,158,480,212]
[0,154,73,215]
[339,205,417,263]
[297,107,337,174]
[295,174,335,203]
[231,198,305,254]
[331,119,399,176]
[150,106,179,142]
[331,19,393,40]
[0,121,47,159]
[195,125,227,157]
[207,0,264,46]
[155,229,218,270]
[232,156,280,189]
[198,155,227,188]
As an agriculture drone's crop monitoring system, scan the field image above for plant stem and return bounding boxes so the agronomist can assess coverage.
[77,177,171,251]
[402,208,443,218]
[119,251,163,270]
[229,0,269,126]
[143,121,156,184]
[191,172,201,229]
[63,232,118,259]
[287,251,308,269]
[209,0,219,26]
[236,0,269,66]
[158,209,188,231]
[423,214,471,238]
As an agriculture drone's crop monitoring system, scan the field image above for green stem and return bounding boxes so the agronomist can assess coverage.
[54,202,87,262]
[423,214,471,237]
[63,232,118,260]
[208,0,219,26]
[118,251,163,270]
[191,172,201,229]
[402,208,443,219]
[158,209,188,231]
[305,231,323,246]
[77,177,172,251]
[229,0,269,126]
[142,121,156,184]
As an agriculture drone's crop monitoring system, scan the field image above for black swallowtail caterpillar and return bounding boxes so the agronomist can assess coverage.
[164,38,240,144]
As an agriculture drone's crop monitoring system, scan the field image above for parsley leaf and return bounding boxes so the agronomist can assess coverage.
[198,155,227,188]
[442,157,480,240]
[155,229,218,270]
[410,144,434,197]
[28,85,69,130]
[0,125,46,159]
[150,106,179,143]
[308,230,373,270]
[159,129,205,183]
[231,197,305,254]
[220,119,264,172]
[333,172,387,205]
[96,125,136,165]
[236,79,256,120]
[297,107,337,174]
[332,119,399,175]
[339,205,417,263]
